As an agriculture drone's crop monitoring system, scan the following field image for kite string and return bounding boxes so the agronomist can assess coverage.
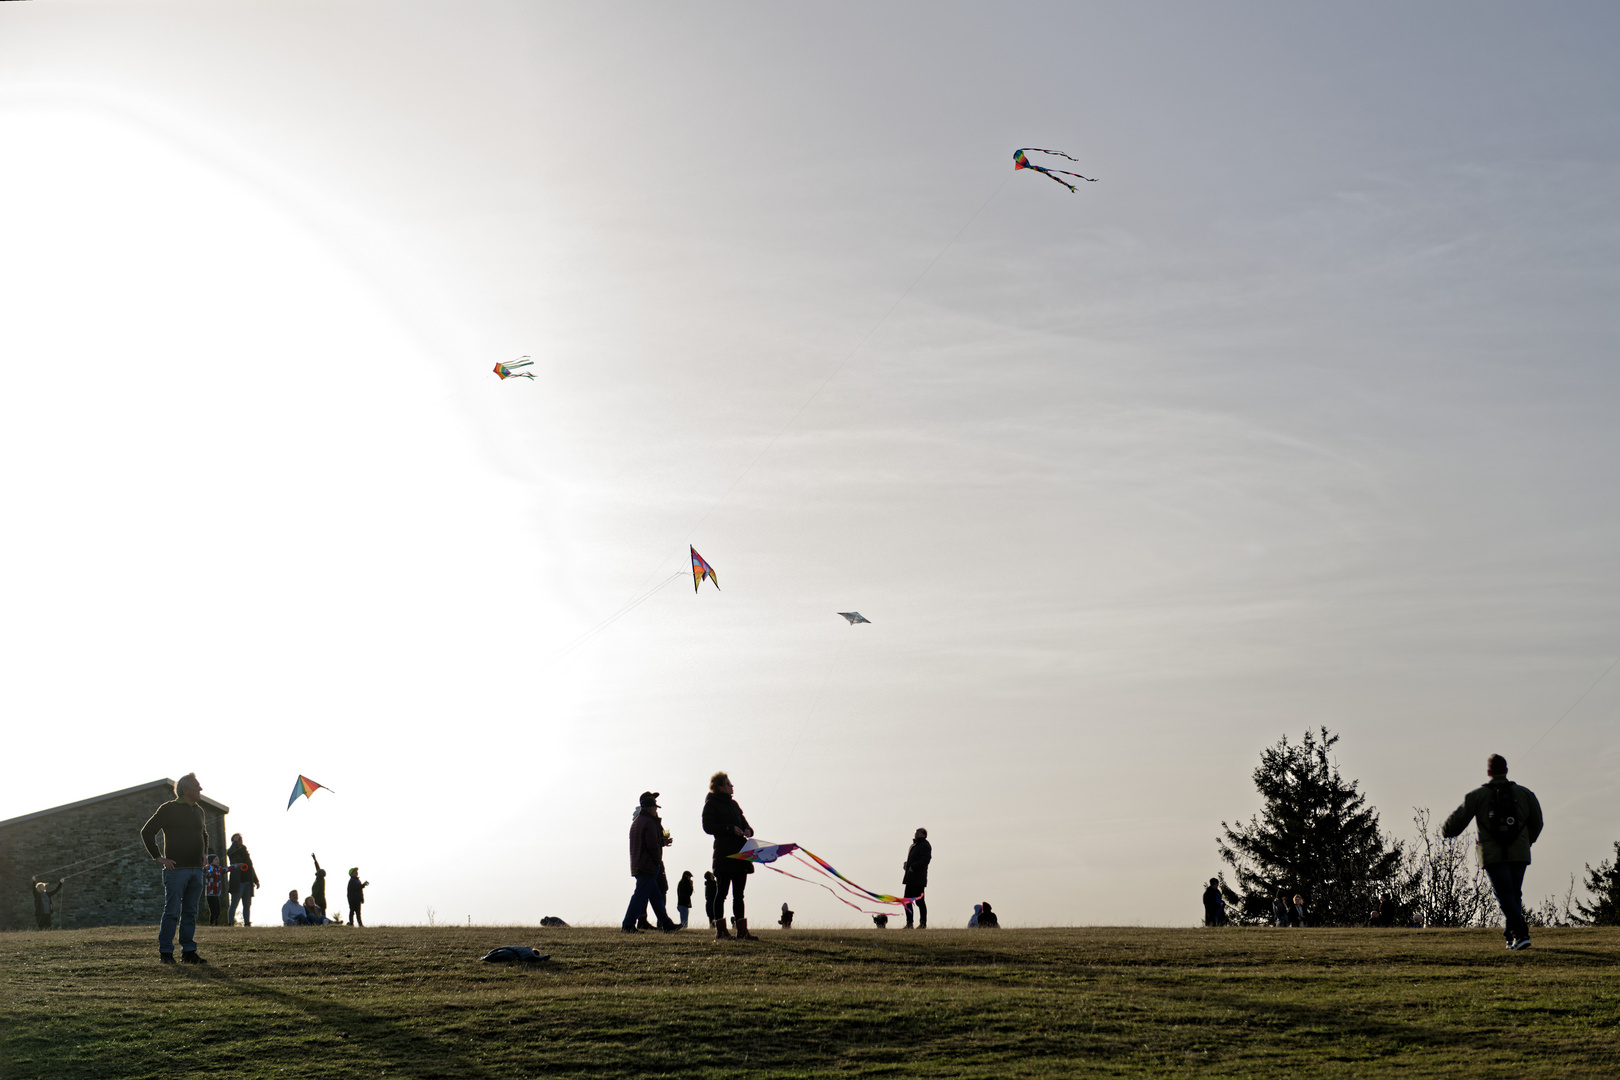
[763,635,850,810]
[1521,651,1620,760]
[553,173,1014,662]
[549,570,686,661]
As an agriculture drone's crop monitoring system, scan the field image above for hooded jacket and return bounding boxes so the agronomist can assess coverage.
[1442,777,1543,865]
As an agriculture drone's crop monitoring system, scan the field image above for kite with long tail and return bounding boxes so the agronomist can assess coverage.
[731,838,918,917]
[1013,148,1097,192]
[493,356,535,380]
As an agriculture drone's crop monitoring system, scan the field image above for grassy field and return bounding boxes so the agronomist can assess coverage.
[3,923,1618,1078]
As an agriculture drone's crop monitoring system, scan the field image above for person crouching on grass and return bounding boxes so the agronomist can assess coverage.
[702,771,756,941]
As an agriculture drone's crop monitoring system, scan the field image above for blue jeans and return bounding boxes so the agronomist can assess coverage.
[1485,861,1529,943]
[622,874,674,930]
[229,883,254,925]
[160,868,205,955]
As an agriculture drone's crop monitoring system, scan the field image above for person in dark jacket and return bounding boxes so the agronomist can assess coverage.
[1272,893,1290,927]
[1201,878,1225,927]
[226,833,260,927]
[310,854,329,919]
[1443,753,1544,950]
[676,871,695,929]
[139,773,210,964]
[703,871,717,929]
[902,827,931,929]
[702,771,755,940]
[977,901,1000,928]
[623,791,678,933]
[347,868,369,926]
[33,879,64,930]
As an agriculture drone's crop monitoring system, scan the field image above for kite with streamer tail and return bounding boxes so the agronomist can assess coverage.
[287,775,334,810]
[493,356,535,380]
[1013,148,1097,193]
[730,838,918,916]
[690,546,719,593]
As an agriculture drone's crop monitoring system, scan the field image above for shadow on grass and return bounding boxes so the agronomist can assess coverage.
[201,968,499,1079]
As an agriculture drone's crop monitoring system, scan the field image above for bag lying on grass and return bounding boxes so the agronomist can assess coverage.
[481,946,550,963]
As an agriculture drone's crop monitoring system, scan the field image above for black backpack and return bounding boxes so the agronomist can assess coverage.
[1484,782,1524,844]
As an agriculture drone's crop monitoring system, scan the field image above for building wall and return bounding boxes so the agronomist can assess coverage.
[0,783,229,931]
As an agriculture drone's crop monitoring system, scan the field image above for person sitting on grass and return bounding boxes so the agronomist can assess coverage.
[304,896,334,925]
[968,903,981,928]
[977,902,1000,928]
[779,902,794,930]
[282,890,312,926]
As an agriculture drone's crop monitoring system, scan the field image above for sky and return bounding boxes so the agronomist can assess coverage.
[2,2,1618,927]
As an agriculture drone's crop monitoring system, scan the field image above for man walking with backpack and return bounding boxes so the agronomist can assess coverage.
[1443,754,1544,950]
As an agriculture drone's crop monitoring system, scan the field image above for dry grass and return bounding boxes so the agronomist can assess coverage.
[3,923,1619,1078]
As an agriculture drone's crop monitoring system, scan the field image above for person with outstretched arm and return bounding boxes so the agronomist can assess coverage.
[140,773,211,964]
[310,854,329,919]
[33,879,64,930]
[1443,753,1544,950]
[902,828,931,929]
[702,771,755,941]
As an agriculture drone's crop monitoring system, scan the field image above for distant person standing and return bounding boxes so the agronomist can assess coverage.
[1202,878,1225,927]
[1272,893,1290,927]
[139,773,211,964]
[623,791,678,933]
[33,879,64,930]
[1292,894,1307,927]
[203,855,227,926]
[902,827,931,930]
[676,871,695,929]
[226,833,260,927]
[702,771,755,940]
[346,868,369,926]
[310,854,329,919]
[703,871,717,929]
[1443,753,1544,950]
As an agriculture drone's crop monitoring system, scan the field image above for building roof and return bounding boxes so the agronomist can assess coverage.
[0,779,231,830]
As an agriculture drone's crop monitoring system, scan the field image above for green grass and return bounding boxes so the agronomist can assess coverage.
[3,924,1618,1078]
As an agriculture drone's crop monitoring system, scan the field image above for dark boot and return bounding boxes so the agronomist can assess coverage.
[713,920,732,941]
[734,917,757,941]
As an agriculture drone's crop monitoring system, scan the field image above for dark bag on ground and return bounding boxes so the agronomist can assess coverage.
[481,946,550,963]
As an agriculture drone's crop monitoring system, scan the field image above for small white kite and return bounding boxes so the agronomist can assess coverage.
[837,612,870,625]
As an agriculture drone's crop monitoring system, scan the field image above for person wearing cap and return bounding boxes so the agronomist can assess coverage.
[1443,753,1544,950]
[623,791,678,933]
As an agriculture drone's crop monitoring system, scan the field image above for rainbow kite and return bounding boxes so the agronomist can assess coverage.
[287,775,334,810]
[730,838,917,917]
[690,546,719,593]
[493,356,535,380]
[1013,148,1097,193]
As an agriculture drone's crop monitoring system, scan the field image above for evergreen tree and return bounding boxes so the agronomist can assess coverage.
[1217,727,1402,925]
[1574,842,1620,926]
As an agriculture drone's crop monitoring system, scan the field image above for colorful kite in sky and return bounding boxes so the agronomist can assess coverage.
[287,775,334,810]
[691,546,719,593]
[493,356,535,380]
[730,838,918,916]
[1013,148,1097,193]
[837,612,870,625]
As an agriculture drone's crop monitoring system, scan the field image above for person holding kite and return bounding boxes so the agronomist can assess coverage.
[702,771,756,940]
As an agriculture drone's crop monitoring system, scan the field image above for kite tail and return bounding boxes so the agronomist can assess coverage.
[762,860,916,918]
[1033,167,1079,194]
[1023,147,1084,163]
[790,848,915,908]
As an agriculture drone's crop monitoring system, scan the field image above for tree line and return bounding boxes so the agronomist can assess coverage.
[1216,727,1620,927]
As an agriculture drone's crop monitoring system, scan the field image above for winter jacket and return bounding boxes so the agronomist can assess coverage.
[676,874,694,908]
[347,877,366,907]
[903,838,932,889]
[311,867,327,910]
[629,809,666,878]
[702,792,753,875]
[34,881,62,921]
[139,800,209,868]
[1442,778,1544,865]
[227,842,260,892]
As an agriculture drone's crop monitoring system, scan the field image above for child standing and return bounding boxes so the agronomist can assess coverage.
[703,871,717,929]
[676,871,694,929]
[203,855,227,926]
[347,868,369,926]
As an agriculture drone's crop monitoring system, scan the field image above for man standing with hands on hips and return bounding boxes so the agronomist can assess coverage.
[140,773,211,964]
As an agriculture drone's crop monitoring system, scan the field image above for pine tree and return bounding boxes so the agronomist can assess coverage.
[1217,727,1402,925]
[1574,842,1620,926]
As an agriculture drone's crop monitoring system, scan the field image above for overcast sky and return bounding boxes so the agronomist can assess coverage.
[3,2,1618,927]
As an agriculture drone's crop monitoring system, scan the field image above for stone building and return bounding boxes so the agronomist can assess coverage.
[0,779,230,931]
